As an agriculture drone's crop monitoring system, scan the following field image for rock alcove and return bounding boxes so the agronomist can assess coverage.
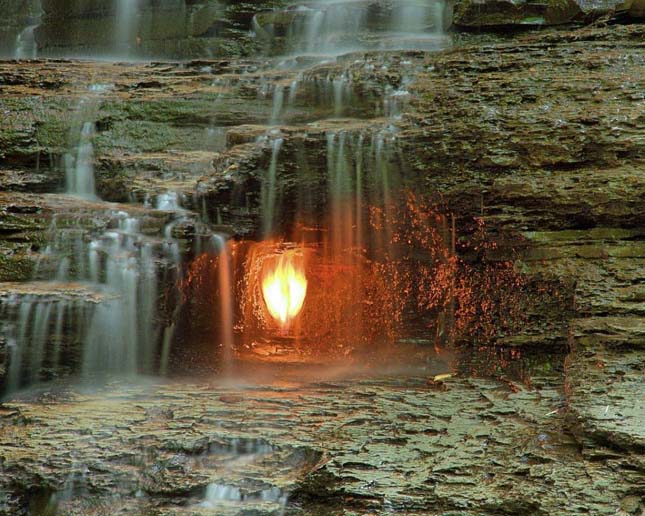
[0,1,643,515]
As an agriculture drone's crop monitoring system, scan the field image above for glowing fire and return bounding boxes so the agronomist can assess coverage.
[261,252,307,326]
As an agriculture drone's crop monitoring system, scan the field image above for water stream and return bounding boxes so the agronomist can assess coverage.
[13,0,42,59]
[14,25,39,59]
[255,0,449,56]
[115,0,140,56]
[64,84,114,199]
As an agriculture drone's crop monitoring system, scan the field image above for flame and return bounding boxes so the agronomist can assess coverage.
[261,252,307,326]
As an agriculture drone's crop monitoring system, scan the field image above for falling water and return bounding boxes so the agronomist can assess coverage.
[82,214,158,375]
[157,192,186,375]
[2,291,95,392]
[261,136,284,237]
[14,25,38,59]
[326,131,354,259]
[293,0,368,55]
[64,84,112,199]
[255,0,449,56]
[208,234,235,374]
[65,122,97,199]
[392,0,442,32]
[156,191,183,211]
[14,0,42,59]
[332,74,351,116]
[264,71,355,121]
[270,84,285,125]
[2,205,185,392]
[321,126,400,261]
[4,0,428,396]
[115,0,140,56]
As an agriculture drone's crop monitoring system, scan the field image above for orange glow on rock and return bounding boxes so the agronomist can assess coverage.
[261,252,307,327]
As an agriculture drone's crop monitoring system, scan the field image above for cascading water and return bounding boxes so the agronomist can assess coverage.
[209,234,235,374]
[270,84,285,125]
[13,0,42,59]
[254,0,450,56]
[14,26,38,59]
[115,0,140,56]
[322,126,399,261]
[391,0,445,32]
[81,213,168,376]
[0,0,520,512]
[3,0,427,396]
[278,0,369,56]
[2,290,94,392]
[64,84,113,199]
[261,136,285,237]
[2,207,183,392]
[65,122,97,199]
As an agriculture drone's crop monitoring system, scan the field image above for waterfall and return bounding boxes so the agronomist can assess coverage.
[326,131,360,260]
[261,137,284,238]
[255,0,449,55]
[82,214,159,376]
[391,0,440,32]
[270,84,285,125]
[3,291,94,392]
[321,127,399,262]
[294,1,368,55]
[14,0,42,59]
[65,122,97,199]
[64,84,112,199]
[115,0,140,56]
[14,25,38,59]
[156,191,183,211]
[332,74,351,117]
[2,205,184,392]
[210,234,235,374]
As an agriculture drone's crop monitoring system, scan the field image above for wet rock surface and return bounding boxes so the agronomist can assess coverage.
[452,0,642,29]
[0,18,644,516]
[0,355,640,515]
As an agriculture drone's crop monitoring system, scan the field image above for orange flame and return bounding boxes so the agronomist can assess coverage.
[261,252,308,327]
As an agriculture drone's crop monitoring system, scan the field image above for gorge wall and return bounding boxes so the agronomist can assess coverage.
[1,0,644,59]
[0,1,643,514]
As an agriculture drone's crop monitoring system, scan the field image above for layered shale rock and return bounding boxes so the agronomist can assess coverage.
[453,0,644,29]
[0,18,644,515]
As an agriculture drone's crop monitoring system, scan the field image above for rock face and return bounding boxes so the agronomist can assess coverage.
[3,0,643,61]
[35,0,289,59]
[0,358,641,515]
[453,0,640,28]
[630,0,645,16]
[0,10,644,516]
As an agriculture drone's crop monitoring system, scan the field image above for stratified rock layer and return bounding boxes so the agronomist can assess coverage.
[453,0,643,28]
[0,21,644,516]
[0,355,641,515]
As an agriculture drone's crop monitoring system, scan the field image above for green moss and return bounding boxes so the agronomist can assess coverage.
[94,120,206,154]
[35,115,70,152]
[0,254,35,282]
[123,98,215,125]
